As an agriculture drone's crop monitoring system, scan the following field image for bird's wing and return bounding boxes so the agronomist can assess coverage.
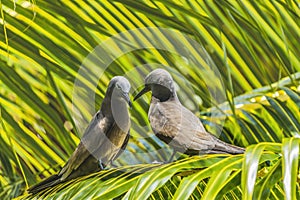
[148,100,184,151]
[59,111,113,180]
[93,121,130,165]
[110,130,130,162]
[179,106,216,151]
[178,107,243,154]
[149,100,215,152]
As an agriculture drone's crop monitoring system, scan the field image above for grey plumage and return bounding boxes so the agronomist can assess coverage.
[28,76,131,194]
[134,69,244,161]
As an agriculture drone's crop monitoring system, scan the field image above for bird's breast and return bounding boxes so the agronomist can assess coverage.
[148,100,181,138]
[111,101,130,133]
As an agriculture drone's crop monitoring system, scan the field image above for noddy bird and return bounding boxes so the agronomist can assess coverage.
[134,69,244,161]
[28,76,132,194]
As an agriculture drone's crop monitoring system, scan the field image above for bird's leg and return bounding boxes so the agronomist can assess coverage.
[167,150,176,163]
[109,160,118,168]
[99,160,105,170]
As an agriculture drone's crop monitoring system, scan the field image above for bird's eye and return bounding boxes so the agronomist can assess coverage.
[95,111,101,119]
[116,84,121,89]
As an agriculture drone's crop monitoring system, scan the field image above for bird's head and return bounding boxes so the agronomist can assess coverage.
[107,76,132,107]
[134,68,176,102]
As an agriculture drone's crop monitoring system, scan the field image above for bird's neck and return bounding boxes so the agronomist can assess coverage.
[112,99,130,132]
[100,97,113,116]
[101,97,130,132]
[151,95,179,105]
[151,85,177,102]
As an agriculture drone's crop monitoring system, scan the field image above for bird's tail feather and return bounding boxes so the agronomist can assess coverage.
[213,136,245,154]
[27,174,62,194]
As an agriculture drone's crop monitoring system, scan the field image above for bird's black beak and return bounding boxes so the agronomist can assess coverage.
[128,99,133,108]
[124,93,132,108]
[134,85,151,101]
[122,92,132,108]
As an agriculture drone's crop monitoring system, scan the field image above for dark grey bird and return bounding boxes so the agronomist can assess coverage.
[134,69,244,161]
[28,76,132,194]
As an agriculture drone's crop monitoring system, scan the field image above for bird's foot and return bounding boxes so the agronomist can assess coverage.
[110,161,118,168]
[152,160,173,164]
[152,160,165,164]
